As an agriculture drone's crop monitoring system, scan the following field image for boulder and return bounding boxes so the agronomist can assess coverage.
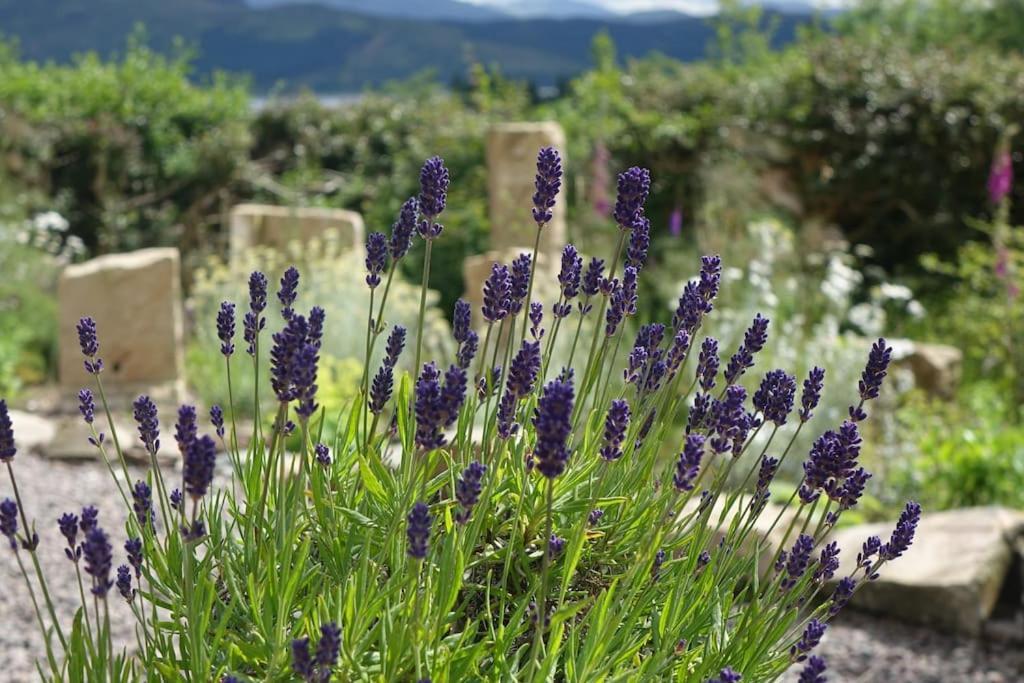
[890,339,963,399]
[7,410,57,453]
[826,506,1024,635]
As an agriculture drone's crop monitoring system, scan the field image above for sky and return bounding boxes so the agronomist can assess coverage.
[466,0,852,16]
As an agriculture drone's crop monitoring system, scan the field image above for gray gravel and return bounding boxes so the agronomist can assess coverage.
[2,450,1022,682]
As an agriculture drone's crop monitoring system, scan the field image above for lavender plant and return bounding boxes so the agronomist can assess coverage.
[0,151,919,681]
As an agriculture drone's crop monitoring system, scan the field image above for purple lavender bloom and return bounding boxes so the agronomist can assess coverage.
[125,537,143,577]
[556,244,583,312]
[588,509,604,526]
[418,156,450,220]
[674,434,704,492]
[750,456,778,511]
[133,395,160,455]
[292,637,314,680]
[599,399,631,461]
[634,409,656,451]
[169,489,183,512]
[76,389,95,426]
[365,231,389,288]
[116,564,134,601]
[83,526,113,597]
[624,346,647,386]
[532,377,574,479]
[509,252,532,315]
[605,267,638,336]
[440,364,467,426]
[457,330,478,370]
[781,534,814,591]
[753,369,797,426]
[1,499,17,549]
[76,317,103,374]
[80,506,99,534]
[697,550,711,570]
[407,501,432,559]
[696,338,719,392]
[548,534,565,559]
[131,480,154,527]
[813,541,840,584]
[244,271,268,356]
[174,404,197,454]
[293,342,321,419]
[581,257,604,303]
[625,214,650,270]
[183,435,216,500]
[532,147,563,226]
[314,622,342,678]
[838,467,872,510]
[217,301,236,356]
[278,266,300,320]
[798,656,827,683]
[799,367,825,422]
[880,501,921,561]
[58,513,80,560]
[307,304,324,347]
[687,392,712,434]
[415,363,445,450]
[856,337,893,405]
[709,385,747,455]
[455,462,486,524]
[666,329,692,377]
[506,341,542,399]
[790,619,827,662]
[270,313,310,402]
[0,401,15,464]
[613,166,651,231]
[389,197,419,260]
[453,300,472,344]
[481,263,511,323]
[988,148,1014,205]
[210,405,225,439]
[314,443,331,467]
[858,535,881,571]
[829,576,856,616]
[669,206,683,237]
[529,302,544,340]
[707,667,742,683]
[724,314,770,385]
[369,364,394,415]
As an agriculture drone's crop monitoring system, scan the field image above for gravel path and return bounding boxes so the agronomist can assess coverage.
[2,450,1022,682]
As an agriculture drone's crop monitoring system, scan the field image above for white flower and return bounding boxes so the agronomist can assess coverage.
[878,283,913,301]
[906,300,925,318]
[33,211,69,233]
[724,267,744,282]
[847,302,885,335]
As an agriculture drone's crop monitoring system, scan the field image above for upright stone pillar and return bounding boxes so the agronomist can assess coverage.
[229,204,364,263]
[58,248,185,403]
[486,122,567,257]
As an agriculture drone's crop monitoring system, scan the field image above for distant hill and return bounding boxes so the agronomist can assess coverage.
[0,0,811,92]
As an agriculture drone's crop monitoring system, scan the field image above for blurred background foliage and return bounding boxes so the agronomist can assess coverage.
[0,0,1022,515]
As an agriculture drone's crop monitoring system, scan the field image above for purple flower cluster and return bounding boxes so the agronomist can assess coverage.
[389,197,419,260]
[599,399,631,461]
[509,252,532,315]
[418,156,449,238]
[798,656,828,683]
[1,498,17,549]
[850,338,892,421]
[781,534,814,591]
[753,369,796,426]
[76,317,103,374]
[455,462,486,524]
[291,622,341,682]
[579,257,604,314]
[497,340,542,439]
[278,266,300,320]
[724,314,769,385]
[696,338,719,392]
[83,526,113,597]
[790,619,826,662]
[625,215,650,270]
[365,231,389,288]
[0,400,15,462]
[555,245,583,317]
[131,480,154,528]
[799,420,867,507]
[406,502,432,559]
[183,435,216,501]
[414,362,466,451]
[244,271,268,356]
[672,255,721,334]
[482,263,512,323]
[531,377,575,479]
[880,501,921,561]
[673,434,704,492]
[799,367,825,422]
[133,395,160,455]
[612,166,651,231]
[532,147,562,226]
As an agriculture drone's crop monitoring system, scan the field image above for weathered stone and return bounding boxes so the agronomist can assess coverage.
[891,339,963,399]
[462,249,559,330]
[826,506,1024,635]
[58,248,184,398]
[7,410,57,453]
[229,203,364,262]
[486,122,567,256]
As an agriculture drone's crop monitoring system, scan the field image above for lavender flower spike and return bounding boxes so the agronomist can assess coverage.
[532,146,563,226]
[625,215,650,270]
[76,317,103,374]
[509,252,532,315]
[599,399,631,461]
[613,166,651,230]
[83,526,113,597]
[278,266,300,319]
[753,369,796,426]
[799,367,825,422]
[0,400,15,462]
[133,395,160,455]
[131,480,154,527]
[217,301,236,356]
[724,313,769,384]
[389,196,419,260]
[455,462,486,524]
[419,156,450,220]
[532,377,575,479]
[880,501,921,561]
[244,271,268,355]
[407,501,432,559]
[674,434,704,492]
[791,619,827,662]
[1,499,17,549]
[851,338,893,421]
[481,262,511,323]
[183,435,217,500]
[798,656,828,683]
[365,231,389,288]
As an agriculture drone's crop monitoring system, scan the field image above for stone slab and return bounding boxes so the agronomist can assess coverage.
[229,203,364,262]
